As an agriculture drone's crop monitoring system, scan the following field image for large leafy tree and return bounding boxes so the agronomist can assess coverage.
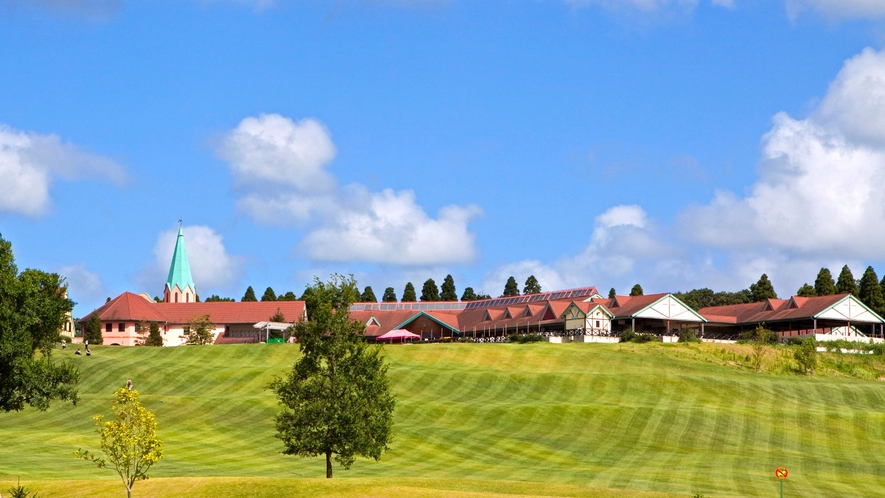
[361,286,377,303]
[814,268,836,296]
[523,275,541,295]
[440,275,457,301]
[76,388,163,498]
[749,274,777,302]
[502,276,520,297]
[382,287,397,303]
[0,234,79,412]
[859,266,885,317]
[460,287,478,301]
[262,287,277,302]
[242,286,258,302]
[836,265,858,296]
[269,275,394,478]
[629,284,643,297]
[402,283,417,302]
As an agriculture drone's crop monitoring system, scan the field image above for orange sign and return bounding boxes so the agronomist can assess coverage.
[775,467,789,480]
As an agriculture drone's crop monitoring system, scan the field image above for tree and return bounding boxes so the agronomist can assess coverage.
[742,325,775,373]
[502,276,520,297]
[361,286,377,303]
[84,313,104,345]
[278,291,298,301]
[836,265,858,296]
[0,233,79,412]
[859,266,885,316]
[268,275,395,478]
[242,286,258,302]
[814,268,836,296]
[269,309,287,322]
[402,282,417,302]
[145,322,163,347]
[608,288,616,299]
[75,388,163,498]
[749,274,777,302]
[440,275,457,301]
[205,295,235,302]
[673,288,753,311]
[629,284,643,296]
[794,338,818,376]
[180,315,215,345]
[523,275,541,295]
[476,293,491,300]
[382,287,397,303]
[262,287,277,302]
[136,320,151,345]
[460,287,478,301]
[796,283,816,297]
[421,279,440,302]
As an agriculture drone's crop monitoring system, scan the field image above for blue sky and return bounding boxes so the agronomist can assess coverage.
[3,0,885,316]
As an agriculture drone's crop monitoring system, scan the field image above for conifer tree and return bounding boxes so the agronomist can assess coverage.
[859,266,885,316]
[796,283,816,297]
[502,276,520,297]
[440,275,457,301]
[278,291,298,301]
[523,275,541,295]
[749,274,777,302]
[460,287,478,301]
[85,313,104,345]
[836,265,858,296]
[630,284,643,296]
[608,288,616,299]
[421,279,440,302]
[814,268,836,296]
[262,287,277,302]
[145,322,164,347]
[242,286,258,302]
[402,283,417,302]
[361,286,377,303]
[382,287,397,302]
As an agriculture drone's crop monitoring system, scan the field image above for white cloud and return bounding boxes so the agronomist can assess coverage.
[218,113,483,267]
[149,225,244,291]
[786,0,885,20]
[0,124,125,217]
[58,263,105,302]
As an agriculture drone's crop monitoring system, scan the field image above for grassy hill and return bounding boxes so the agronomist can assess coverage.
[2,342,885,497]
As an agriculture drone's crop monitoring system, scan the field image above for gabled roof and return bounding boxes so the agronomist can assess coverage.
[393,311,460,334]
[166,228,196,292]
[81,292,167,323]
[698,294,884,324]
[608,293,706,322]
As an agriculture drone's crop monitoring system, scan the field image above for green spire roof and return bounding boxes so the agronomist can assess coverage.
[166,228,195,292]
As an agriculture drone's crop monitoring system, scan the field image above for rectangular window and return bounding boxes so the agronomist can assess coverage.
[105,323,112,332]
[118,323,125,332]
[135,323,141,332]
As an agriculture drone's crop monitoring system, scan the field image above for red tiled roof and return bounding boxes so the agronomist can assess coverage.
[698,294,853,324]
[606,293,670,318]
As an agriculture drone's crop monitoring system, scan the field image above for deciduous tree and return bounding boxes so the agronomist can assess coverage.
[794,338,818,376]
[630,284,643,296]
[502,277,519,297]
[440,275,457,301]
[814,268,836,296]
[742,325,775,373]
[75,388,163,498]
[382,287,397,303]
[242,286,258,302]
[268,275,394,478]
[749,274,777,302]
[523,275,541,295]
[836,265,858,296]
[180,315,215,345]
[361,286,377,303]
[402,283,417,302]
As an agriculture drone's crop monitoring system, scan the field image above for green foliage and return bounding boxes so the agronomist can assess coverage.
[204,295,235,302]
[75,388,163,498]
[440,275,457,301]
[502,276,519,297]
[420,279,440,302]
[629,284,643,296]
[794,338,818,376]
[749,273,777,302]
[678,329,701,343]
[460,287,478,301]
[381,287,397,303]
[836,265,858,296]
[261,287,277,302]
[84,313,103,345]
[360,286,377,303]
[796,283,816,297]
[476,293,491,300]
[268,274,395,478]
[402,282,417,302]
[508,334,545,343]
[619,328,658,343]
[242,286,258,302]
[741,325,776,372]
[859,266,885,316]
[145,322,163,347]
[278,291,298,302]
[269,309,287,323]
[522,275,541,295]
[181,315,215,345]
[672,288,752,311]
[7,479,38,498]
[0,233,79,412]
[815,268,836,296]
[608,288,616,299]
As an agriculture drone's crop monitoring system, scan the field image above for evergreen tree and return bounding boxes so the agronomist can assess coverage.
[242,286,258,302]
[278,291,298,301]
[523,275,541,295]
[85,313,104,345]
[382,287,397,302]
[460,287,478,301]
[796,283,816,297]
[502,276,520,297]
[836,265,858,296]
[814,268,836,296]
[608,288,616,299]
[440,275,457,301]
[262,287,277,302]
[421,279,441,302]
[402,283,417,302]
[749,274,777,302]
[145,322,164,347]
[859,266,885,316]
[476,293,491,300]
[204,295,234,302]
[361,286,378,303]
[630,284,643,296]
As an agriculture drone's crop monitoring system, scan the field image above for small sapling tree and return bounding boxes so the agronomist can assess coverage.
[794,338,818,376]
[181,314,215,345]
[75,388,163,498]
[145,322,164,347]
[743,325,775,372]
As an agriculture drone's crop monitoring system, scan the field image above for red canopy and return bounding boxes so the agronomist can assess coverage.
[376,329,421,342]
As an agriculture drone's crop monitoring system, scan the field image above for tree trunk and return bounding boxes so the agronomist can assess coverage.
[127,486,132,498]
[326,450,333,478]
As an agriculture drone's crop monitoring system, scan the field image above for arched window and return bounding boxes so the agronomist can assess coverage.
[175,293,179,303]
[186,293,190,303]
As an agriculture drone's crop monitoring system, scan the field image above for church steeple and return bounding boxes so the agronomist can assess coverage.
[163,227,196,303]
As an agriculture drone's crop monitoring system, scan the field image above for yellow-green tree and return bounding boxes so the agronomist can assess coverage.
[181,314,215,345]
[75,388,163,498]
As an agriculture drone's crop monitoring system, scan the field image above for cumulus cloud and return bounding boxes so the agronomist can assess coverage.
[786,0,885,20]
[218,114,482,267]
[0,124,125,217]
[146,225,244,291]
[58,263,105,303]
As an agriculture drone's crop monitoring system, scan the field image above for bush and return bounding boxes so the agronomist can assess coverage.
[633,333,659,343]
[678,329,701,343]
[508,334,545,344]
[794,338,818,375]
[619,328,636,343]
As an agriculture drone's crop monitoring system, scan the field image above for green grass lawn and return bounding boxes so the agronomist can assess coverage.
[2,342,885,497]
